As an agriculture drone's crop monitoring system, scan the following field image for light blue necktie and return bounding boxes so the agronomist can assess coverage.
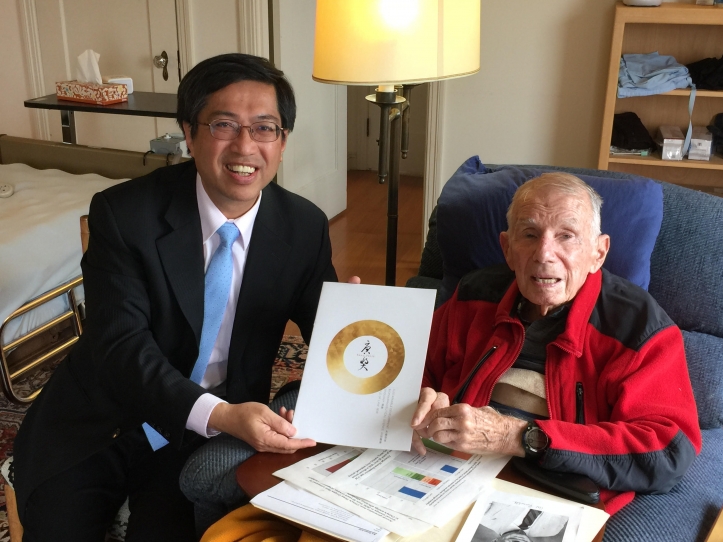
[143,222,240,450]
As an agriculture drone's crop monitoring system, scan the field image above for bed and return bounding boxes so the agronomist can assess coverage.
[0,135,182,403]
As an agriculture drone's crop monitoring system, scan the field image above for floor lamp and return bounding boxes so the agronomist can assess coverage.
[312,0,481,286]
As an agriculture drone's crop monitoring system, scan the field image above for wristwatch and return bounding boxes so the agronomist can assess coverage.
[522,421,550,459]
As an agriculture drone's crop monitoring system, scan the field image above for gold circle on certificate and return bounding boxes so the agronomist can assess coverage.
[326,320,405,394]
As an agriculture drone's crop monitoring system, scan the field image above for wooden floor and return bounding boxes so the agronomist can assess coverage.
[330,170,424,286]
[286,169,424,335]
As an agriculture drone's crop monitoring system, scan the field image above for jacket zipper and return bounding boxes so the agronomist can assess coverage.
[483,318,526,406]
[453,345,498,404]
[546,340,580,421]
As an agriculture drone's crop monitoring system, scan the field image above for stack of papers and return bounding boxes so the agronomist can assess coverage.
[252,442,508,540]
[250,445,608,542]
[252,481,390,542]
[320,443,508,529]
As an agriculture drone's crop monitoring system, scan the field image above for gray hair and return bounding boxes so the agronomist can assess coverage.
[506,172,603,238]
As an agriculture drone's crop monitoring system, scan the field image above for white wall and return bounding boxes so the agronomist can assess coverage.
[0,0,34,138]
[273,0,347,219]
[435,0,691,191]
[437,0,617,185]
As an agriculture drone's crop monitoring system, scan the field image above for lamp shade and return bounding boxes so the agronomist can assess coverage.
[313,0,480,85]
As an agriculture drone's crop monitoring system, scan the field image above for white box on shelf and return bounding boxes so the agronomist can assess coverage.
[102,75,133,94]
[688,126,713,161]
[656,126,685,161]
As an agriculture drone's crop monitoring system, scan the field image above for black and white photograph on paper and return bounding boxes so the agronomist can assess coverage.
[455,488,585,542]
[471,502,569,542]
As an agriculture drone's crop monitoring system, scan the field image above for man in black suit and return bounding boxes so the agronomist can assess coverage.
[14,53,347,541]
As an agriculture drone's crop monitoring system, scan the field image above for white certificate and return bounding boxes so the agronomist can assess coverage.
[292,283,436,450]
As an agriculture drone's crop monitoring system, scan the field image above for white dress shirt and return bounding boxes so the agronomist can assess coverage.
[185,173,262,437]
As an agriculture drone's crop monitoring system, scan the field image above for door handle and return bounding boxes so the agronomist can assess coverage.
[153,50,169,81]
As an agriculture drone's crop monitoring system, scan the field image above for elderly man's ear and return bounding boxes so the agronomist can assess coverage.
[499,231,512,267]
[591,234,611,273]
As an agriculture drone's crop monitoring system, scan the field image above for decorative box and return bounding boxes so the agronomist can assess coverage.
[55,80,128,105]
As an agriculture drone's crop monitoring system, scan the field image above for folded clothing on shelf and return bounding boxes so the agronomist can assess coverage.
[618,52,692,98]
[611,112,656,151]
[708,113,723,156]
[688,56,723,90]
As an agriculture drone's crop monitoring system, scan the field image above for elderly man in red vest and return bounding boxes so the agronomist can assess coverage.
[411,172,701,516]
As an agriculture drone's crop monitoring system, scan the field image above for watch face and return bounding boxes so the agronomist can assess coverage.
[526,427,548,452]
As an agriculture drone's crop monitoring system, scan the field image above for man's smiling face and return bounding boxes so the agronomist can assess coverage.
[500,184,609,318]
[183,80,286,219]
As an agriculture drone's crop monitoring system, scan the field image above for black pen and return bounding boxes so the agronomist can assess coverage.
[452,346,498,405]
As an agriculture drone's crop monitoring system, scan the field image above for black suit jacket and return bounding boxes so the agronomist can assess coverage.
[14,160,337,514]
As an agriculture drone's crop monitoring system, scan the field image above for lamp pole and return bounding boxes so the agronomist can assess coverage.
[366,86,416,286]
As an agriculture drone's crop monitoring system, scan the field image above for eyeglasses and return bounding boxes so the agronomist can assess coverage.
[197,119,284,142]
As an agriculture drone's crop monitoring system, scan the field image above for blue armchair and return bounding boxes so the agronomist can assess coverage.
[407,161,723,542]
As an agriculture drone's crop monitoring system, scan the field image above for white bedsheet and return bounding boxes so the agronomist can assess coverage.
[0,163,125,345]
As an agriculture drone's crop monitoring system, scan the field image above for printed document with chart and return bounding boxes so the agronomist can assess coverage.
[292,283,436,451]
[274,445,432,537]
[324,440,509,528]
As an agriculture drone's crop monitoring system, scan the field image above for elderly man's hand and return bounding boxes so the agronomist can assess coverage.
[410,388,450,454]
[415,403,528,456]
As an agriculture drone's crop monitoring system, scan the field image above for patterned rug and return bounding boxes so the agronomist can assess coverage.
[0,335,308,538]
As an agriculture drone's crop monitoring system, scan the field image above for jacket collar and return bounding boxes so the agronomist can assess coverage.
[495,269,603,358]
[156,162,205,345]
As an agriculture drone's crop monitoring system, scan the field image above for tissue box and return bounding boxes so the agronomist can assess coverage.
[688,126,713,161]
[656,125,685,161]
[55,80,128,105]
[150,134,185,154]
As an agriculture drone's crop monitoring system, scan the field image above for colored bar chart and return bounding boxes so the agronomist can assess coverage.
[358,442,478,504]
[312,450,361,478]
[325,456,357,473]
[398,486,427,499]
[393,467,442,486]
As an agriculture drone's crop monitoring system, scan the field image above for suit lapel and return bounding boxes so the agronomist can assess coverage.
[228,185,291,365]
[156,164,205,346]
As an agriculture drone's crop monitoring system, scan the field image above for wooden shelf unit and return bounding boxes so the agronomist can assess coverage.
[598,3,723,194]
[609,152,723,170]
